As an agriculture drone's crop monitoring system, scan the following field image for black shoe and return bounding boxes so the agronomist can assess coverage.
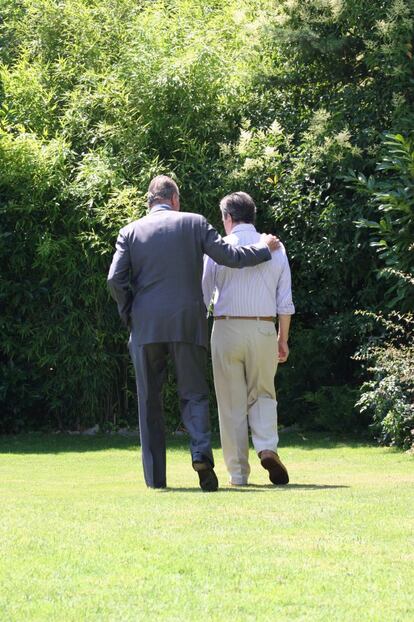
[192,461,219,492]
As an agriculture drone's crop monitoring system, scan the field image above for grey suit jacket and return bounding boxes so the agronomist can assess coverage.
[107,205,271,348]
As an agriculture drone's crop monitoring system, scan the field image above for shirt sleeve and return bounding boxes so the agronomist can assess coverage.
[202,254,217,309]
[276,254,295,315]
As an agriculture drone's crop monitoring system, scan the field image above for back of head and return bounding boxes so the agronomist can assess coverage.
[148,175,179,207]
[220,191,256,224]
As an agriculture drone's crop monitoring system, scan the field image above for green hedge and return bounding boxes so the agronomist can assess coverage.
[1,0,413,435]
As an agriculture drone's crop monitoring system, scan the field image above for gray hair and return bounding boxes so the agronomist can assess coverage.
[147,175,179,207]
[220,191,256,224]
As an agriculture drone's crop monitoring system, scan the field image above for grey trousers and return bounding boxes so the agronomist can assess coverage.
[129,340,214,488]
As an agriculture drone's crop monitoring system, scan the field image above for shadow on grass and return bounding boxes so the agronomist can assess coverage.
[161,483,350,493]
[0,431,375,455]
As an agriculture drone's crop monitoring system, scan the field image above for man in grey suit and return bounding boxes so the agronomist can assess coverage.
[107,175,279,491]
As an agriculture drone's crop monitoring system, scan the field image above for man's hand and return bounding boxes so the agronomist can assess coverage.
[261,233,280,252]
[278,338,289,363]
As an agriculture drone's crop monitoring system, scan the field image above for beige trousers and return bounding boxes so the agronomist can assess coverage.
[211,319,279,485]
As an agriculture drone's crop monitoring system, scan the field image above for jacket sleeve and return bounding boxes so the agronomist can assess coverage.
[200,218,271,267]
[107,231,133,327]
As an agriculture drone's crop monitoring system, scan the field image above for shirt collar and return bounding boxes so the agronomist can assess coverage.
[149,203,173,213]
[231,223,257,233]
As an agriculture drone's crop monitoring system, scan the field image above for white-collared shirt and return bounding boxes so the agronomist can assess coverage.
[202,223,295,317]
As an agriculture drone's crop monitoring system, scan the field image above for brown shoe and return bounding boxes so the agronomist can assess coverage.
[260,450,289,485]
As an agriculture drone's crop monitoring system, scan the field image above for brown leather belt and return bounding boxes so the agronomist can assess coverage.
[214,316,275,322]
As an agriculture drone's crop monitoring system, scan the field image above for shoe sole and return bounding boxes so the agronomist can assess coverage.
[261,457,289,485]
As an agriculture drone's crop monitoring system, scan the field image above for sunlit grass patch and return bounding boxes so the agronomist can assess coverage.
[0,433,413,621]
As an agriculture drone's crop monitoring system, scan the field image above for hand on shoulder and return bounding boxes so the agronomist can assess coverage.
[261,233,280,252]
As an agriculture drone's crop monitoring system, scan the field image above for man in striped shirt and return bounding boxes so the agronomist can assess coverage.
[202,192,295,486]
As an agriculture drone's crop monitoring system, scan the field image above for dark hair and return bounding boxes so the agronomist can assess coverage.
[147,175,179,206]
[220,191,256,224]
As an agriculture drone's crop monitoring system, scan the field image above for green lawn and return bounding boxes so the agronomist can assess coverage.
[0,432,413,621]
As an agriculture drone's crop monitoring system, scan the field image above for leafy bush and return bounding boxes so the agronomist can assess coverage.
[356,312,414,450]
[357,346,414,450]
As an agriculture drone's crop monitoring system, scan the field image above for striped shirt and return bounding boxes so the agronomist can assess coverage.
[202,224,295,317]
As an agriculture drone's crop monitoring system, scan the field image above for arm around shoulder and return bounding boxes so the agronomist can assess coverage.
[200,217,273,268]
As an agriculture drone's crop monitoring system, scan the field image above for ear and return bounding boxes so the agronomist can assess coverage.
[172,192,180,211]
[223,213,233,234]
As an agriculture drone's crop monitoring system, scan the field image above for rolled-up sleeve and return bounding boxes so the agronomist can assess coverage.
[276,255,295,315]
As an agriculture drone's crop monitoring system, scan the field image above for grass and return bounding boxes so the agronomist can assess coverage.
[0,432,413,621]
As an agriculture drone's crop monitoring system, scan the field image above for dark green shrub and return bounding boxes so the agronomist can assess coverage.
[348,132,414,312]
[302,386,361,433]
[276,315,364,429]
[349,131,414,449]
